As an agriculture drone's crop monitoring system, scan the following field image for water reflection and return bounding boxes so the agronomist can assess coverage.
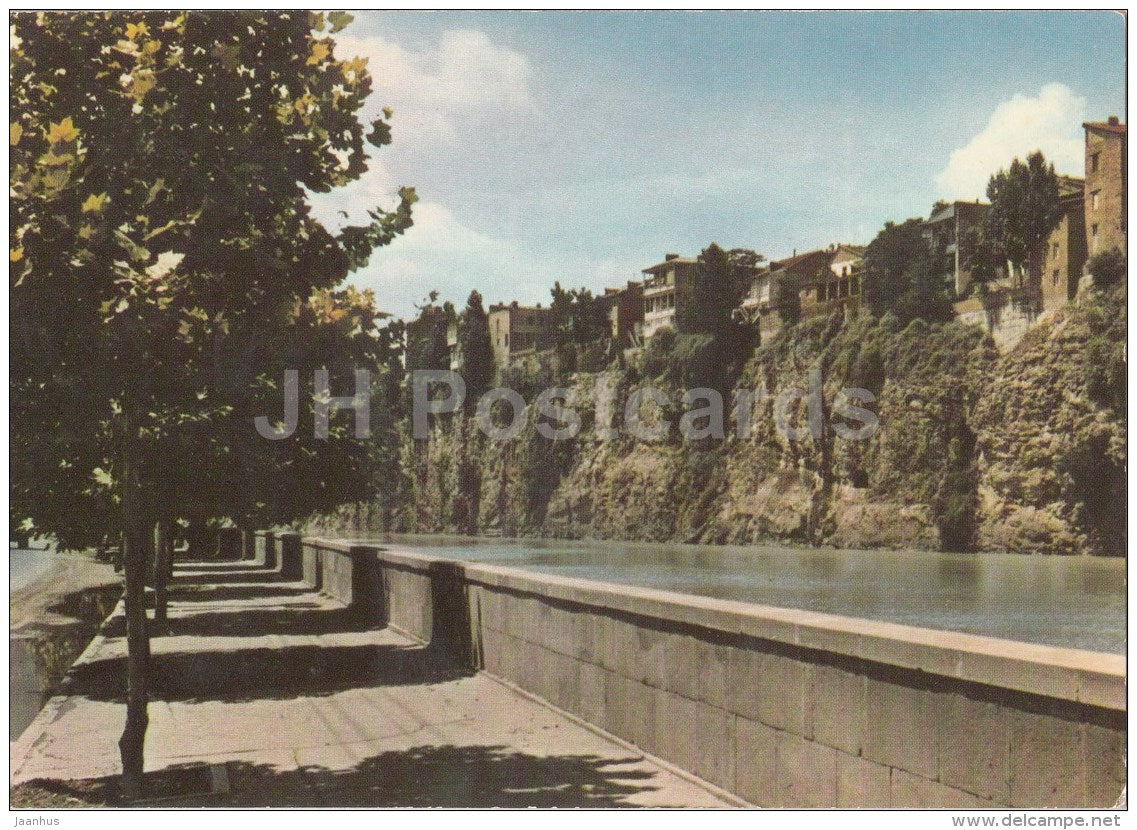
[336,534,1124,654]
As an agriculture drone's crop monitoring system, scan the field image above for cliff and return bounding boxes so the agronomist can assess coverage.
[320,286,1126,556]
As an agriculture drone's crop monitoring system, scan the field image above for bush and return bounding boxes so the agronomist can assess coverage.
[1088,249,1126,288]
[640,327,677,378]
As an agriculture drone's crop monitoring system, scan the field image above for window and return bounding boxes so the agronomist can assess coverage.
[1053,269,1060,286]
[1092,224,1100,252]
[1092,190,1100,210]
[1091,152,1100,173]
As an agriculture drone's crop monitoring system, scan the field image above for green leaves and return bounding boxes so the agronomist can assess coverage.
[12,9,415,544]
[327,11,353,33]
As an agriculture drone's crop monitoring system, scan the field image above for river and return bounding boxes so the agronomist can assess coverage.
[335,535,1125,655]
[10,548,58,592]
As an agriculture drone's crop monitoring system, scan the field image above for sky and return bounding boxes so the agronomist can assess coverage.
[306,11,1127,321]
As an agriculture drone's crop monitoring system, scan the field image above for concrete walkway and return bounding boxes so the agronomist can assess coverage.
[11,558,733,807]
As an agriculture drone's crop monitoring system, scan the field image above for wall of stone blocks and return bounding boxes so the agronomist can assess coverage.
[300,542,323,591]
[298,539,1126,809]
[379,558,434,643]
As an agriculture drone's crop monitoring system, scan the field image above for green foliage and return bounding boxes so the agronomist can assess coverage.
[458,291,494,405]
[771,271,802,327]
[11,10,416,542]
[1081,284,1126,417]
[958,225,1004,290]
[677,243,755,337]
[861,217,953,324]
[930,425,978,552]
[549,282,609,348]
[984,151,1060,279]
[640,327,678,379]
[1087,249,1126,288]
[405,304,452,372]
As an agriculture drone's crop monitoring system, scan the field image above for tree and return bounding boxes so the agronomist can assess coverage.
[405,302,452,372]
[861,218,927,316]
[861,218,953,324]
[678,243,755,337]
[984,151,1060,291]
[10,11,415,798]
[549,282,608,347]
[771,272,802,327]
[958,225,1005,293]
[458,290,494,406]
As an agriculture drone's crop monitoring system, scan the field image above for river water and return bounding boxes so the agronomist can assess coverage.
[336,535,1126,655]
[10,548,58,592]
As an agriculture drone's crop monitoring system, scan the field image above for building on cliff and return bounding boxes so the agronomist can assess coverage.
[736,264,779,339]
[488,301,553,367]
[923,200,990,298]
[779,246,864,318]
[1039,175,1088,313]
[641,253,697,339]
[603,280,644,346]
[1083,116,1126,263]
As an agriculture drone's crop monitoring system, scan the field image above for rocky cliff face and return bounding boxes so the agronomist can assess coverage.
[321,286,1125,556]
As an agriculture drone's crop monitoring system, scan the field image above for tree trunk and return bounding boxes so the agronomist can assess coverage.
[153,519,173,627]
[118,519,150,801]
[186,515,205,559]
[117,432,150,802]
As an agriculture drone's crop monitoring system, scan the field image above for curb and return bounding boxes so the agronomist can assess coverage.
[10,597,125,782]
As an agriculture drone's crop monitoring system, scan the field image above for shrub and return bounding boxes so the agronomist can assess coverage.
[1088,249,1126,288]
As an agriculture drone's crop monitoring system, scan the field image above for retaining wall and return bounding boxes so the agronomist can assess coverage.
[294,537,1126,809]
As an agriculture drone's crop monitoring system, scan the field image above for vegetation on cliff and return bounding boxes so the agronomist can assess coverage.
[319,282,1125,556]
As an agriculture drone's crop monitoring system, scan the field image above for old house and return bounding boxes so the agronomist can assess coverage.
[641,253,697,339]
[773,247,853,318]
[488,301,553,367]
[924,200,989,297]
[1039,175,1088,312]
[1083,116,1126,262]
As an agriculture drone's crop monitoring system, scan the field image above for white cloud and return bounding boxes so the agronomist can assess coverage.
[343,200,632,320]
[335,29,536,143]
[935,83,1086,199]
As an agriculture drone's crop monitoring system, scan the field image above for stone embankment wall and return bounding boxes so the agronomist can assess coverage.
[275,535,1126,809]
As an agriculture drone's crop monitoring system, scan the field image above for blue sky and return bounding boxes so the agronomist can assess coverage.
[307,11,1126,321]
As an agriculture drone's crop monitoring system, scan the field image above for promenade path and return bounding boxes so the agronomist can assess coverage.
[10,558,733,807]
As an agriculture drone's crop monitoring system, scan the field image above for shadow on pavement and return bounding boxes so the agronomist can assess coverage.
[66,641,469,703]
[161,605,377,638]
[14,745,670,808]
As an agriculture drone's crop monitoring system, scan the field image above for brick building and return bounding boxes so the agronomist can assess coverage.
[1083,116,1127,262]
[488,301,553,367]
[1039,176,1088,312]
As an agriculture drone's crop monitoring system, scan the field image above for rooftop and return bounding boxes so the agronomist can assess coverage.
[642,256,697,275]
[927,200,989,224]
[770,248,833,271]
[1084,116,1126,135]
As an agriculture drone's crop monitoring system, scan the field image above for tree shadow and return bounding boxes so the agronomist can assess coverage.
[66,641,470,703]
[16,745,678,807]
[160,605,377,638]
